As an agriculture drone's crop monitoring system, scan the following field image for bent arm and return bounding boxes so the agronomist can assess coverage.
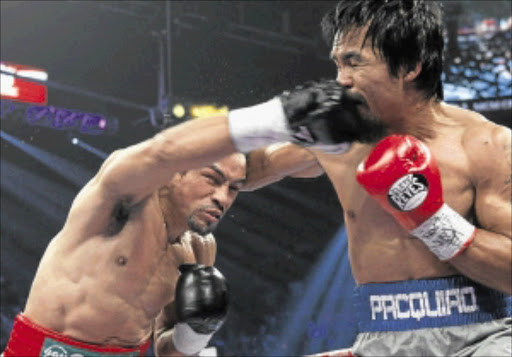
[154,302,186,357]
[449,125,512,294]
[243,143,324,191]
[154,234,217,356]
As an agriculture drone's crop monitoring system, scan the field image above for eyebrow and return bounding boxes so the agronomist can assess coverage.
[208,165,246,187]
[209,165,226,181]
[330,50,363,63]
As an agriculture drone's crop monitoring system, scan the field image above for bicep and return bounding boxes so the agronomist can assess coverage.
[473,125,512,237]
[243,143,323,191]
[98,139,165,202]
[475,187,511,237]
[98,115,236,203]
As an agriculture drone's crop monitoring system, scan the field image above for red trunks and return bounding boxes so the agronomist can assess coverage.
[3,314,151,356]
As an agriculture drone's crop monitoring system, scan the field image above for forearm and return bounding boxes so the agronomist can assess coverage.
[449,228,512,294]
[155,329,187,357]
[243,143,322,191]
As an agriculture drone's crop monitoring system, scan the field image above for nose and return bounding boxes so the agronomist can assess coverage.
[211,185,232,212]
[336,69,353,88]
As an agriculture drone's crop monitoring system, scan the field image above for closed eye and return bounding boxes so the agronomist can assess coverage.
[204,174,221,185]
[341,59,360,68]
[341,51,363,68]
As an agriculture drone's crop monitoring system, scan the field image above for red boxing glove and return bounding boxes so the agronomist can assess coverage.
[356,135,475,260]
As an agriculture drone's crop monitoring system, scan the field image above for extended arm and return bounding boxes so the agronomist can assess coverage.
[98,116,236,204]
[94,79,365,204]
[243,143,324,191]
[449,125,512,294]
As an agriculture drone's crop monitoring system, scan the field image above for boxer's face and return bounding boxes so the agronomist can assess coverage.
[167,153,246,234]
[330,27,418,128]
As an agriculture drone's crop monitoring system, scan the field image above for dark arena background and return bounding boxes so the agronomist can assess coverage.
[1,1,511,356]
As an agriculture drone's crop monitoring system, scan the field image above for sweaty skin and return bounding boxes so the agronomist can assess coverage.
[244,29,512,294]
[315,108,509,285]
[23,143,245,347]
[24,222,211,346]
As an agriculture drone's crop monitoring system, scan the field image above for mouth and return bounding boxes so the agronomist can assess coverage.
[345,90,366,105]
[200,209,222,223]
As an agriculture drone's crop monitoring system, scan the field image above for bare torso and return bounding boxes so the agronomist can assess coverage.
[312,104,483,284]
[23,184,213,347]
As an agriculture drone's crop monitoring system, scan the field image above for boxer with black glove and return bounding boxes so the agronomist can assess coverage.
[171,264,229,356]
[228,79,384,154]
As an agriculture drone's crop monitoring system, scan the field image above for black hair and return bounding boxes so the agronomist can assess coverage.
[321,0,444,101]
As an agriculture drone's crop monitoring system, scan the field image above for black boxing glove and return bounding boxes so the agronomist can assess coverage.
[228,79,383,153]
[172,264,229,355]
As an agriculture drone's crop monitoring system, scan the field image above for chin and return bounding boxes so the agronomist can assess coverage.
[188,217,213,235]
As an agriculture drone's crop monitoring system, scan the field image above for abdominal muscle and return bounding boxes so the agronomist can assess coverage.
[23,228,180,347]
[345,207,459,284]
[315,145,465,285]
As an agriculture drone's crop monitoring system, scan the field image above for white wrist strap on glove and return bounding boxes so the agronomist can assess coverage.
[172,322,214,355]
[411,204,476,261]
[228,98,352,154]
[228,98,292,153]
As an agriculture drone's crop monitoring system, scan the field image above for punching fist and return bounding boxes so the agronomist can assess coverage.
[356,135,475,261]
[279,80,382,146]
[228,79,384,153]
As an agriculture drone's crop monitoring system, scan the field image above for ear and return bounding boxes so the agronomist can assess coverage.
[404,63,422,82]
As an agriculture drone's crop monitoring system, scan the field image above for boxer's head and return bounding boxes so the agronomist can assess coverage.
[320,0,444,136]
[159,153,247,235]
[321,0,444,102]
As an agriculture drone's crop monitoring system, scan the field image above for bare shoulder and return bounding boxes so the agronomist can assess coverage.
[182,231,217,266]
[460,113,511,178]
[64,149,146,220]
[448,104,511,193]
[68,149,126,212]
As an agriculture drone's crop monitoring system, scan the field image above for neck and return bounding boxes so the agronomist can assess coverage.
[387,93,443,141]
[158,194,186,244]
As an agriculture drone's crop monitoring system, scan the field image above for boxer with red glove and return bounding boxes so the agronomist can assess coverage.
[356,134,476,261]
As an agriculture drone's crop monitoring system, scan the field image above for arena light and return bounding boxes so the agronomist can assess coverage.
[1,99,118,136]
[0,130,93,187]
[25,104,118,135]
[1,62,48,105]
[172,103,186,119]
[275,227,355,356]
[70,137,108,159]
[190,104,229,119]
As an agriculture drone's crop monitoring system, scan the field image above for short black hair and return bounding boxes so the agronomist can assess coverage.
[321,0,444,101]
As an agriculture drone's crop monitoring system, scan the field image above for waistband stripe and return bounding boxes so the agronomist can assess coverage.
[355,276,512,332]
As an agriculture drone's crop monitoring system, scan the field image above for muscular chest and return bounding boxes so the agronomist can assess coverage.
[98,204,199,311]
[316,142,474,282]
[318,142,475,230]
